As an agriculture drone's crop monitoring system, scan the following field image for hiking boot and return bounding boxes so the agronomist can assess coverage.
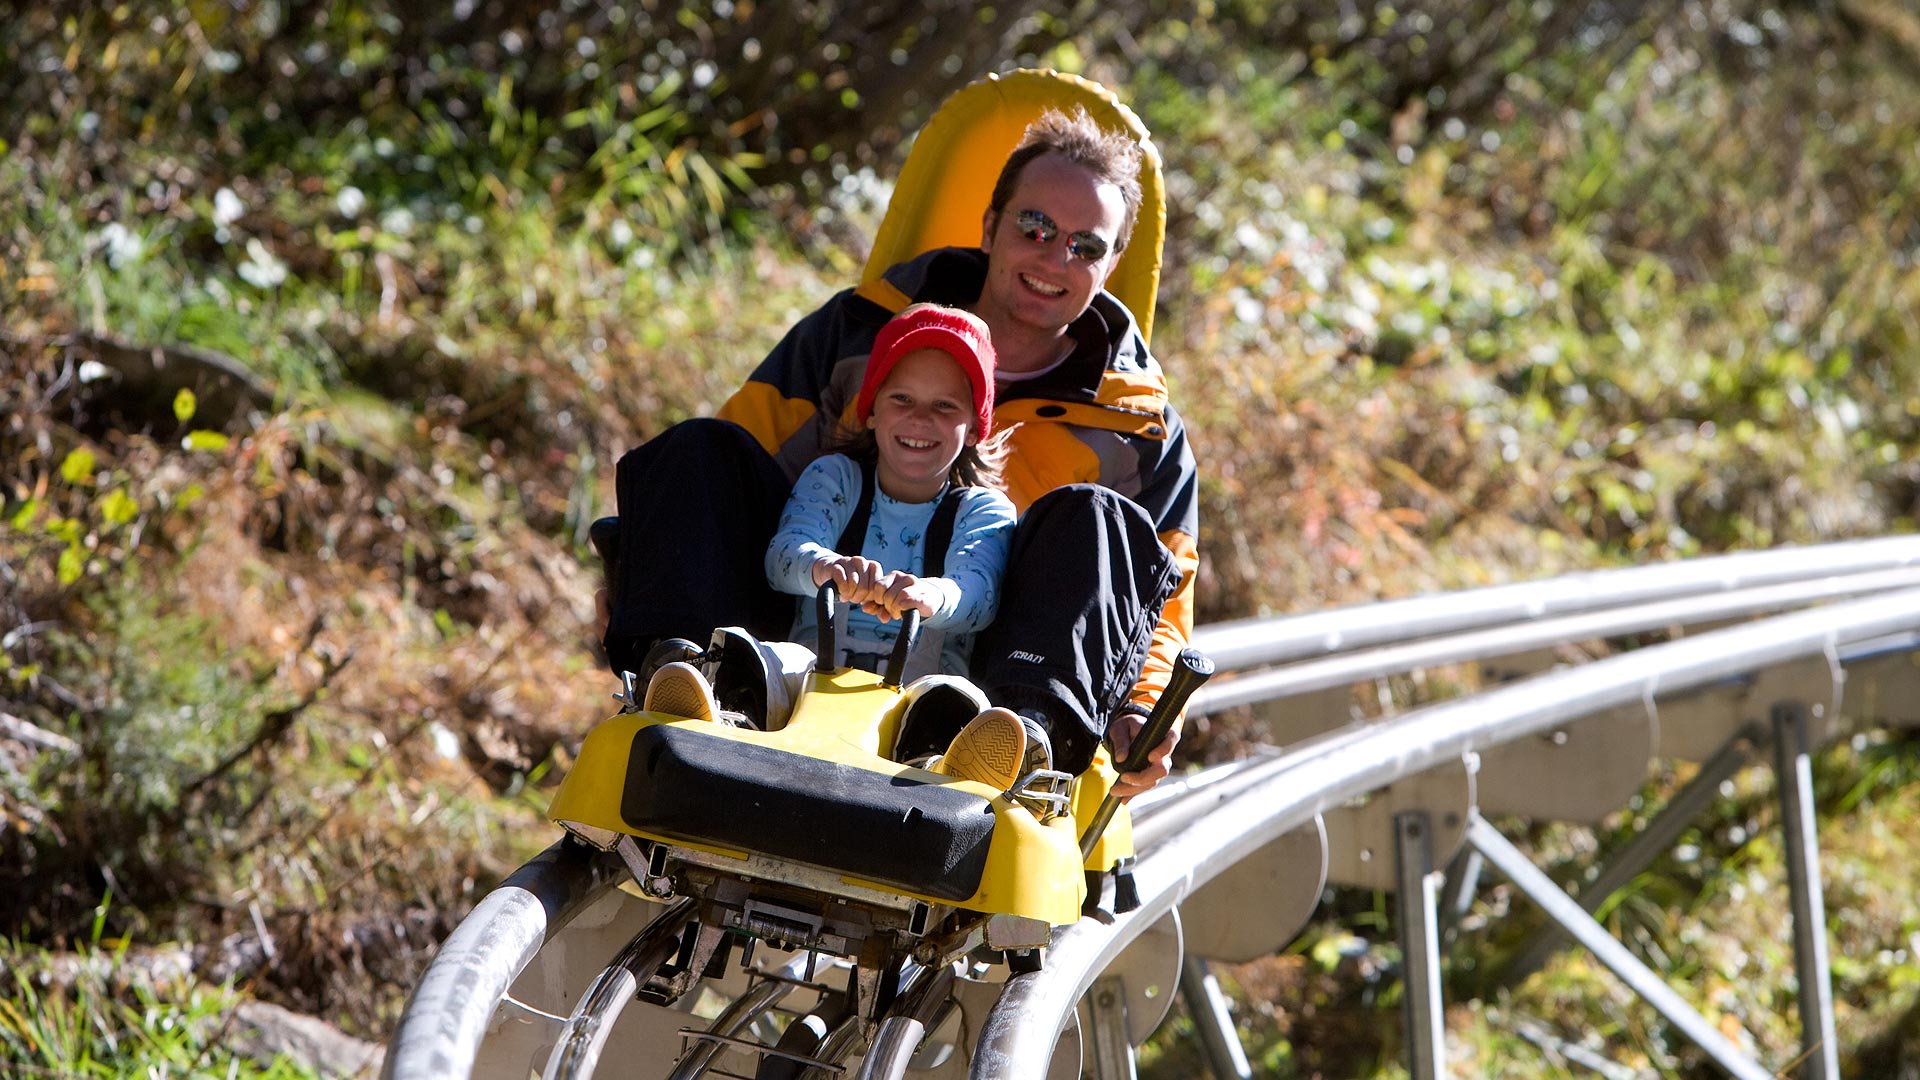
[643,661,720,722]
[933,707,1032,791]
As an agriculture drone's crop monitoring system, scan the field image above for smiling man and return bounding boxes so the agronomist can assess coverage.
[607,109,1199,797]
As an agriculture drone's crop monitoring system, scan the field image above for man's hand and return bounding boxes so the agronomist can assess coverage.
[1106,711,1182,801]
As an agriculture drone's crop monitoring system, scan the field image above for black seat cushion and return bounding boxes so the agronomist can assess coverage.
[623,725,997,902]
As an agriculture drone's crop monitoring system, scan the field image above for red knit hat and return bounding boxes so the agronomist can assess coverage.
[856,304,997,439]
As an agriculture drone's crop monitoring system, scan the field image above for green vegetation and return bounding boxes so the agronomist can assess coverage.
[0,918,322,1079]
[3,1,1917,1075]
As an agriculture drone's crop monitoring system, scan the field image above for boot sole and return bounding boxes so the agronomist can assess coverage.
[645,666,718,722]
[941,709,1026,791]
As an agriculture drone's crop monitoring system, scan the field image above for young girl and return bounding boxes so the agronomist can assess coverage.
[647,303,1045,789]
[766,303,1015,683]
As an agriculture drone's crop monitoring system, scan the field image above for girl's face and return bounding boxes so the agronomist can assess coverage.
[867,347,978,502]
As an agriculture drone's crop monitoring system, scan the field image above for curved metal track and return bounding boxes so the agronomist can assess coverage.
[1194,534,1920,669]
[386,539,1920,1080]
[978,586,1920,1077]
[385,842,624,1079]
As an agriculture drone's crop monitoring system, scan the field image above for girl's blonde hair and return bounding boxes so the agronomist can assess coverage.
[824,421,1016,493]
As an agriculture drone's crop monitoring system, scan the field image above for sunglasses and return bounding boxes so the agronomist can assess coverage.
[1013,209,1112,263]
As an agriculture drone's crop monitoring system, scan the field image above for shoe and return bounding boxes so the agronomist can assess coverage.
[644,662,720,722]
[1013,710,1054,779]
[704,629,813,730]
[933,707,1030,791]
[706,626,805,730]
[755,638,816,730]
[639,637,703,682]
[894,675,990,763]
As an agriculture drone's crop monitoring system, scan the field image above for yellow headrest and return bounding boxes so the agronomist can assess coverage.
[861,69,1166,344]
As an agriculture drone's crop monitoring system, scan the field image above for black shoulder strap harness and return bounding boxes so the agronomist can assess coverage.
[835,457,967,577]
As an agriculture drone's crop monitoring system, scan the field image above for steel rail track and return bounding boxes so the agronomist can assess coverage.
[976,587,1920,1077]
[1192,534,1920,670]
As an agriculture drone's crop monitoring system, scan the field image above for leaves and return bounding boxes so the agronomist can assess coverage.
[58,448,95,485]
[98,489,138,528]
[55,545,82,586]
[8,498,41,532]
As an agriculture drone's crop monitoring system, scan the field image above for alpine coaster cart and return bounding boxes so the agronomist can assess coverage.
[382,69,1202,1080]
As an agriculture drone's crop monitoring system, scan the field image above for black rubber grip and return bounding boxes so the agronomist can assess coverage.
[1116,648,1214,774]
[1079,649,1216,860]
[815,583,838,671]
[883,609,921,688]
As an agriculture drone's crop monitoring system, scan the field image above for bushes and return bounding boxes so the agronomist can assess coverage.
[1117,0,1917,615]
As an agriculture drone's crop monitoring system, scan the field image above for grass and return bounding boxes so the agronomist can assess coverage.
[0,935,323,1079]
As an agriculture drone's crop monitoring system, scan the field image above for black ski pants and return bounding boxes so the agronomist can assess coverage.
[972,485,1183,775]
[603,419,795,676]
[604,421,1181,775]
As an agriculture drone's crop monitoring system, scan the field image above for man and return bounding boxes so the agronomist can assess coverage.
[607,109,1198,799]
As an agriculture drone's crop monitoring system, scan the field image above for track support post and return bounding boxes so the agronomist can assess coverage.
[1179,956,1251,1080]
[1772,701,1839,1080]
[1395,810,1445,1080]
[1085,975,1136,1080]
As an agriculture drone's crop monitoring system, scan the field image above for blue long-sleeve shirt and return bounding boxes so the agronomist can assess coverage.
[766,454,1016,681]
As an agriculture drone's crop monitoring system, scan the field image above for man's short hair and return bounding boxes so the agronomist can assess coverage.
[986,107,1144,253]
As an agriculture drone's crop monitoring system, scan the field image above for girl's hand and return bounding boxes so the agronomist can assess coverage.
[812,555,887,605]
[860,572,939,622]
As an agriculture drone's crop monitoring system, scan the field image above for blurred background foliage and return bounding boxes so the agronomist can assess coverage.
[3,0,1920,1076]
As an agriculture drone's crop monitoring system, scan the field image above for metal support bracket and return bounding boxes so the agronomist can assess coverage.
[1085,908,1182,1047]
[1772,701,1839,1080]
[1467,816,1774,1080]
[1395,810,1445,1080]
[1325,758,1475,891]
[1180,817,1327,962]
[1477,701,1656,823]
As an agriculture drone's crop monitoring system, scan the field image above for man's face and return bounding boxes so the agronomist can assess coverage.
[979,153,1126,351]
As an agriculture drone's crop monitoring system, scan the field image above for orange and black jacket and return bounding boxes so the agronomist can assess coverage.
[718,247,1200,712]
